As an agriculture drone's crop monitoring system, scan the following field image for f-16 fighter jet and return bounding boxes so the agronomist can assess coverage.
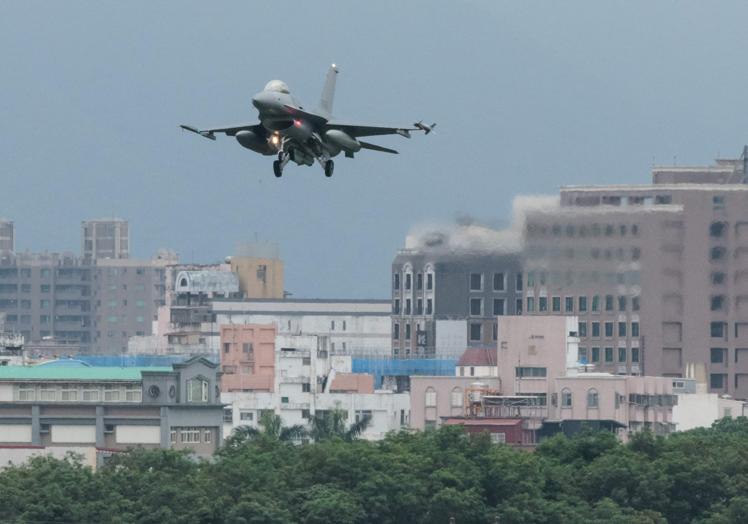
[181,64,434,177]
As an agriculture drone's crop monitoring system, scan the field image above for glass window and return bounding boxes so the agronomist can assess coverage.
[565,297,574,312]
[712,272,726,285]
[561,389,572,407]
[426,299,433,315]
[470,323,482,341]
[591,295,600,312]
[493,273,505,291]
[552,297,561,312]
[470,273,482,291]
[515,367,547,378]
[632,322,640,337]
[605,295,614,311]
[605,347,614,362]
[605,322,614,338]
[426,273,433,290]
[416,273,423,290]
[711,247,726,261]
[104,385,121,402]
[711,296,725,311]
[493,298,505,316]
[527,297,535,312]
[578,321,588,337]
[393,323,399,340]
[515,273,523,291]
[710,373,725,389]
[578,347,588,363]
[592,322,600,337]
[405,273,412,290]
[538,297,548,312]
[587,389,599,408]
[470,298,483,316]
[579,296,588,312]
[393,273,400,290]
[451,388,463,407]
[425,388,437,407]
[618,347,627,362]
[61,385,78,401]
[592,347,600,362]
[631,348,640,363]
[618,322,627,337]
[632,296,640,311]
[187,379,208,403]
[711,348,726,364]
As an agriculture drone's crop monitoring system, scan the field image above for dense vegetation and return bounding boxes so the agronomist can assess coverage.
[3,418,748,523]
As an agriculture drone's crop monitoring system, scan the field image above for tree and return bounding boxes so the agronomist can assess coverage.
[224,411,306,448]
[308,408,371,441]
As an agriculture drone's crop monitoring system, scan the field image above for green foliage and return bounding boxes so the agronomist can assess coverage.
[2,422,748,523]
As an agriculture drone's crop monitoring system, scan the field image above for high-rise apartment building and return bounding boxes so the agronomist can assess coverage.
[391,224,522,357]
[230,242,284,299]
[523,151,748,397]
[82,218,129,260]
[0,220,14,253]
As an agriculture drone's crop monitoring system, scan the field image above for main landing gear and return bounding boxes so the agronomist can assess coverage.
[273,151,289,177]
[324,160,334,177]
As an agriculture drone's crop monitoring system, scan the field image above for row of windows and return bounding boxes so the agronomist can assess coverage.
[527,295,640,314]
[709,372,748,390]
[15,383,142,402]
[469,298,506,316]
[527,223,640,238]
[710,347,748,364]
[170,427,212,444]
[709,322,748,340]
[578,346,640,364]
[393,298,433,315]
[577,321,640,338]
[524,270,641,288]
[394,272,434,291]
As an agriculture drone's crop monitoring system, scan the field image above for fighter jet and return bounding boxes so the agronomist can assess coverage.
[181,64,434,177]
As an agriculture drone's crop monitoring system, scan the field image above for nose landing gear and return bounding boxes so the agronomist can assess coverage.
[324,160,334,177]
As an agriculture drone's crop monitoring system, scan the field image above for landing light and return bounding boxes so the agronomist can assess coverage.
[271,135,279,145]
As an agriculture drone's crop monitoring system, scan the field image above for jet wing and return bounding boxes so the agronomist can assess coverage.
[179,123,263,140]
[325,121,420,138]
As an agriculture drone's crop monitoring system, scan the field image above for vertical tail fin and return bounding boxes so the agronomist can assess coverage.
[319,63,338,116]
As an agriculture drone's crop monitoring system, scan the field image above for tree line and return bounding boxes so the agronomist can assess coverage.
[2,417,748,523]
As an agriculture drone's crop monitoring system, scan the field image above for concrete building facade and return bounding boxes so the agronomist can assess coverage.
[392,225,522,358]
[522,153,748,397]
[82,218,129,261]
[0,219,14,253]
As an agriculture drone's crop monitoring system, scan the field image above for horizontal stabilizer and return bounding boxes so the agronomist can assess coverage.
[360,141,398,154]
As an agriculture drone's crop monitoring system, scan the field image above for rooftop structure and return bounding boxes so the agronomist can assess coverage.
[82,218,129,260]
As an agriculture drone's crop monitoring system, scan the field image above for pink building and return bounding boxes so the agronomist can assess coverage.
[220,324,276,392]
[329,373,374,394]
[410,376,501,431]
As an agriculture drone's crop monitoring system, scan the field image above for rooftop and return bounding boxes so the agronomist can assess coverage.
[457,348,497,367]
[0,366,173,382]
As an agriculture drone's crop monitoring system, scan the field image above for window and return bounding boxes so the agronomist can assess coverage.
[470,273,482,291]
[492,322,498,341]
[242,343,253,354]
[552,297,561,312]
[281,397,289,404]
[710,322,725,339]
[605,322,614,338]
[104,385,121,402]
[40,387,57,401]
[579,296,588,312]
[470,298,483,316]
[393,273,400,290]
[516,299,522,315]
[591,295,600,312]
[405,299,411,315]
[578,347,588,362]
[187,379,209,403]
[416,273,423,290]
[605,295,614,311]
[538,297,548,312]
[578,321,588,337]
[426,299,433,315]
[710,222,727,238]
[204,430,212,444]
[618,322,627,337]
[493,273,505,291]
[515,273,523,291]
[394,299,400,314]
[426,273,433,290]
[631,322,640,337]
[515,367,547,378]
[711,247,727,261]
[180,427,201,444]
[470,323,482,341]
[416,299,423,315]
[393,323,399,340]
[581,389,599,410]
[405,273,412,290]
[711,296,725,311]
[710,373,725,389]
[561,389,572,407]
[61,385,78,401]
[711,348,726,364]
[302,382,311,393]
[302,357,311,365]
[592,322,600,338]
[425,388,437,407]
[170,430,177,444]
[125,387,142,402]
[618,347,627,362]
[631,348,640,363]
[712,272,726,285]
[18,385,35,401]
[632,297,640,311]
[618,296,627,311]
[405,323,411,340]
[605,347,614,363]
[330,320,335,330]
[493,298,505,316]
[491,432,507,444]
[527,297,535,312]
[451,388,463,407]
[565,296,574,312]
[527,272,535,287]
[592,347,600,362]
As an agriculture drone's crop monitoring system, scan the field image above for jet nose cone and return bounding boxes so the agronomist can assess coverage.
[252,91,275,111]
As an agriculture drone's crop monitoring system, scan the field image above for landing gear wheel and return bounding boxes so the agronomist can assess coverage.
[273,160,282,178]
[324,160,334,177]
[278,152,284,162]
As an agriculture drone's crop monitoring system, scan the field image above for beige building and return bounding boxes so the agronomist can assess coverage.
[230,242,284,299]
[523,151,748,398]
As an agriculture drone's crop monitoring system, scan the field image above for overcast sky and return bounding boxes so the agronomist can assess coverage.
[2,1,747,298]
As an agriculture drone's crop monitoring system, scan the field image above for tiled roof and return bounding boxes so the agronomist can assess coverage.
[0,366,172,381]
[457,348,496,367]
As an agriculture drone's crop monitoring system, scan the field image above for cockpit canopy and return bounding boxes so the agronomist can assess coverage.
[264,80,290,94]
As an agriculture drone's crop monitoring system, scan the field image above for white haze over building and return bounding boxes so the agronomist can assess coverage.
[404,195,559,254]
